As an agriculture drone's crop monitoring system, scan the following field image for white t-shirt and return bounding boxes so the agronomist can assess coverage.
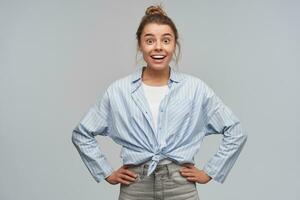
[142,82,169,129]
[142,81,172,165]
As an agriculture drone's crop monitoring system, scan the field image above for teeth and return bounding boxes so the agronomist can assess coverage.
[152,55,165,59]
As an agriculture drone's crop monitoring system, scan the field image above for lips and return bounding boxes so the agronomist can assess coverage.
[150,55,166,60]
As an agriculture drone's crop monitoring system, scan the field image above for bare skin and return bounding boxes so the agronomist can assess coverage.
[106,23,212,185]
[180,164,212,184]
[105,165,138,185]
[139,23,175,86]
[142,66,169,86]
[105,164,212,185]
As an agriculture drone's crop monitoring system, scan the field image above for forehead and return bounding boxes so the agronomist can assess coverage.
[142,23,174,37]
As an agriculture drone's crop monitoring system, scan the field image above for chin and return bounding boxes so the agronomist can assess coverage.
[146,64,169,71]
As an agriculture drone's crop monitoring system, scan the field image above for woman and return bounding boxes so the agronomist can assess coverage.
[72,5,247,200]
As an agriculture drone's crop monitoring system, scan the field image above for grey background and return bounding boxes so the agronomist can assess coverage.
[1,0,299,199]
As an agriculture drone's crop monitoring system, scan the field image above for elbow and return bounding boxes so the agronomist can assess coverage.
[233,123,248,146]
[71,127,79,146]
[242,133,248,144]
[239,124,248,143]
[237,131,248,148]
[236,122,248,144]
[237,135,247,150]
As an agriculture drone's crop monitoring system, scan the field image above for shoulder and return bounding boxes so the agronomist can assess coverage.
[105,74,132,92]
[103,71,138,100]
[178,71,219,103]
[180,71,213,93]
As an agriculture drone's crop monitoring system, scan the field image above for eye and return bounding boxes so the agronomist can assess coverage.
[146,39,154,45]
[163,38,171,44]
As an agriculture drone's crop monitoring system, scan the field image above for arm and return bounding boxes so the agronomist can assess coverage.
[71,90,114,183]
[201,85,248,184]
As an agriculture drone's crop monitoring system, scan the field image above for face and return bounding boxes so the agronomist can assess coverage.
[139,23,176,71]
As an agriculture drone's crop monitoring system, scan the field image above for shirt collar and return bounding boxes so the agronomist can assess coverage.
[131,66,182,83]
[130,66,183,93]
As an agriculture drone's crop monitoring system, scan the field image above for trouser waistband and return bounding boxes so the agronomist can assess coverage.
[126,162,185,178]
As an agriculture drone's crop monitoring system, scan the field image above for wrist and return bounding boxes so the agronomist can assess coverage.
[201,170,212,181]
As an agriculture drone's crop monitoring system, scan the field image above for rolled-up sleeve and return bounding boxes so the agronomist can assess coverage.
[71,90,114,183]
[202,85,248,184]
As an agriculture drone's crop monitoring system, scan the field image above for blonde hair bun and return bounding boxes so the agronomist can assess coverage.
[145,5,167,16]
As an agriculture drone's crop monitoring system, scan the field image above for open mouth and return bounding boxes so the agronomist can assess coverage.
[150,55,166,60]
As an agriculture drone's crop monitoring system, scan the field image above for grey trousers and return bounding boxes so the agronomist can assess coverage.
[118,162,200,200]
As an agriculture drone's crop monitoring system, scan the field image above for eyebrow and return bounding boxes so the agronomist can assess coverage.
[143,33,173,37]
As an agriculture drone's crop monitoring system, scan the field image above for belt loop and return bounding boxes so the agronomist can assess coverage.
[166,163,171,179]
[140,163,146,178]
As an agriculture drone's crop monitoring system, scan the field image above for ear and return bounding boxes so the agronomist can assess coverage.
[138,44,142,52]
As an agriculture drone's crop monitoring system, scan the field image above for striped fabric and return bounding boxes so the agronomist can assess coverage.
[71,66,247,184]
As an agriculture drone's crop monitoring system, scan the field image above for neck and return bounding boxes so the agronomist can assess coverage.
[142,66,170,86]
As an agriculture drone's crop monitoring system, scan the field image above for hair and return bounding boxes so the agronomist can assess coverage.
[135,5,181,65]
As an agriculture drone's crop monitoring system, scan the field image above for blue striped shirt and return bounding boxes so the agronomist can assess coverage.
[71,66,247,184]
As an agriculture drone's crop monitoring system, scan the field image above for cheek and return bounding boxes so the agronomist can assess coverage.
[167,48,175,56]
[142,51,151,59]
[141,51,151,62]
[139,46,152,56]
[167,44,176,54]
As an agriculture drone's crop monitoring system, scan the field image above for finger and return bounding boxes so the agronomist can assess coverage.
[180,168,193,173]
[186,177,197,182]
[180,172,194,177]
[120,174,137,182]
[119,178,131,185]
[180,166,190,171]
[124,169,138,178]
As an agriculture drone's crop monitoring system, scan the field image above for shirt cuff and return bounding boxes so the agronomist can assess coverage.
[202,164,226,184]
[93,160,114,183]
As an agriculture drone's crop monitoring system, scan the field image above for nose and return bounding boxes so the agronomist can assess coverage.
[154,41,163,51]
